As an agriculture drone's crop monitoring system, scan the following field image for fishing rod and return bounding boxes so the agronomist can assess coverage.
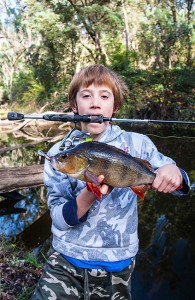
[7,111,195,125]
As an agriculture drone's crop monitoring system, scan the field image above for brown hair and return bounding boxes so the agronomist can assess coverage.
[68,64,129,112]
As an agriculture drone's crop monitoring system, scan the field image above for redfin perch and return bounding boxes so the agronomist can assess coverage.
[39,141,156,199]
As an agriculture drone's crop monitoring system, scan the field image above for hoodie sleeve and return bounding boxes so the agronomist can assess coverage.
[43,144,87,231]
[141,135,190,196]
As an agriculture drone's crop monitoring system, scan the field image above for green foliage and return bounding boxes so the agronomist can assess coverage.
[137,0,195,68]
[115,67,195,120]
[16,287,35,300]
[0,0,194,118]
[80,3,123,32]
[24,252,42,268]
[10,70,45,112]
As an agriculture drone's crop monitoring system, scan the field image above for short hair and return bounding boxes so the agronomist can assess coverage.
[68,64,129,112]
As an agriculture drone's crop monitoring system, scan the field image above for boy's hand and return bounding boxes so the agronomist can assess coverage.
[152,164,183,193]
[76,175,112,219]
[96,175,113,195]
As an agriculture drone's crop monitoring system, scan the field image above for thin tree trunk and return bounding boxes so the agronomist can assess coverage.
[122,1,130,64]
[186,0,193,66]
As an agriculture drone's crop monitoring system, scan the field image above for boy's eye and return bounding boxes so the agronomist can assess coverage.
[101,95,109,99]
[83,94,91,98]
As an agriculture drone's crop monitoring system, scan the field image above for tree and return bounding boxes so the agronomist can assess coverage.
[0,0,41,101]
[137,0,195,68]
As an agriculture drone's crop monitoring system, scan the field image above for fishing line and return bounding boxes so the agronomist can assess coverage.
[146,134,195,139]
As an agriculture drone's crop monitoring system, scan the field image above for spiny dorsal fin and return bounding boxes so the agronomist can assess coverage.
[133,157,154,172]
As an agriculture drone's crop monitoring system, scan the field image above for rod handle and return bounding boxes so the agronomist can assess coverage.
[7,112,24,120]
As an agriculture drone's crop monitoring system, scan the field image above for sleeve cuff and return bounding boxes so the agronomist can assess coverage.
[62,198,89,226]
[177,168,190,195]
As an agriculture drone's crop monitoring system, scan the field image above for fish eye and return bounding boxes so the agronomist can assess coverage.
[56,154,67,164]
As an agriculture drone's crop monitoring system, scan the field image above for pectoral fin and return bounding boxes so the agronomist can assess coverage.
[86,182,102,200]
[85,170,102,200]
[84,170,100,185]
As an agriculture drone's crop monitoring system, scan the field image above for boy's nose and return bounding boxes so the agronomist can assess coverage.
[91,96,100,107]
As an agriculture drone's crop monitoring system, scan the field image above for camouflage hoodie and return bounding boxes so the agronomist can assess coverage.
[44,125,189,262]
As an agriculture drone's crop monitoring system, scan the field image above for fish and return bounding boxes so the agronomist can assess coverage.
[38,141,156,199]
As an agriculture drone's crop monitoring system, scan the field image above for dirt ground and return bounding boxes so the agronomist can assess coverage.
[0,243,43,299]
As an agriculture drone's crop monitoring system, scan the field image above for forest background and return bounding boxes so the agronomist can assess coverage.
[0,1,195,298]
[0,0,195,121]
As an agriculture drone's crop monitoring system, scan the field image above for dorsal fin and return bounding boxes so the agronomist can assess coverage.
[133,157,154,172]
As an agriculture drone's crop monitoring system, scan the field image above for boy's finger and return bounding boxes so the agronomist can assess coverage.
[97,175,105,183]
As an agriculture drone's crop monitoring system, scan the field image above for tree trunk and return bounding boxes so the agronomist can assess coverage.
[186,0,193,66]
[0,164,44,193]
[122,1,130,64]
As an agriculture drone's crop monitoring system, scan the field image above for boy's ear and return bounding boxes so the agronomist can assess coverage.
[72,106,78,113]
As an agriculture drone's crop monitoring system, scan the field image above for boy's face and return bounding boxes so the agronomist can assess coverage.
[73,84,115,138]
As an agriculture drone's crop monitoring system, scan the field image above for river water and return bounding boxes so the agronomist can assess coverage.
[0,123,194,300]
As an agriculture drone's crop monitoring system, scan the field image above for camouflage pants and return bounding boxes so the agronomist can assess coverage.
[30,251,135,300]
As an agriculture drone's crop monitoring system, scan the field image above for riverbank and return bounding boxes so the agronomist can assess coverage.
[0,239,43,299]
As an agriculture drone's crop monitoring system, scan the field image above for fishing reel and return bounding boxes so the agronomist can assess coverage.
[59,128,92,151]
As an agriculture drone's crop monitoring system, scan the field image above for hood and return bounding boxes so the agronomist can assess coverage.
[98,125,124,143]
[68,125,124,144]
[48,125,124,156]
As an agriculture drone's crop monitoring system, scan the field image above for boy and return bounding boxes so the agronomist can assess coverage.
[31,64,190,300]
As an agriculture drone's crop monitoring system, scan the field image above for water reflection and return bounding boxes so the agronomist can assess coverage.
[0,188,41,238]
[133,152,194,298]
[132,239,194,300]
[0,191,26,216]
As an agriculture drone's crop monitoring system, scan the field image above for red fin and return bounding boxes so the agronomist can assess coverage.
[177,185,183,190]
[131,185,149,200]
[86,182,102,200]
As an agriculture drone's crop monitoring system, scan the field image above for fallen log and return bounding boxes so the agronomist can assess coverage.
[0,164,44,193]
